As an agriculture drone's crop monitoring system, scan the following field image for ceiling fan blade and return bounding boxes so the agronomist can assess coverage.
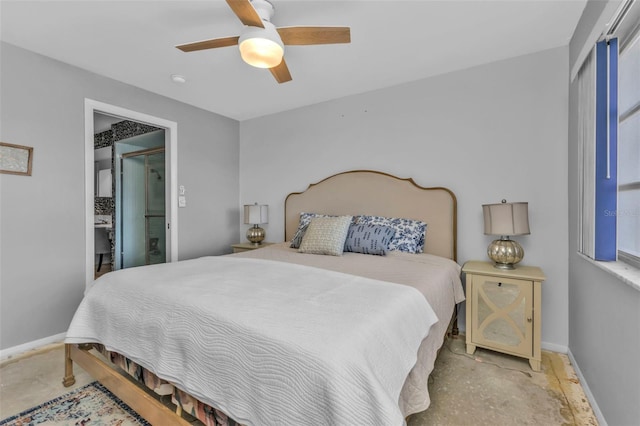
[226,0,264,28]
[277,26,351,45]
[269,59,292,84]
[176,36,240,52]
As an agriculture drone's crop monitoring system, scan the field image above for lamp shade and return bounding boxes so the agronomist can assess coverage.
[244,204,268,225]
[238,22,284,69]
[483,201,530,236]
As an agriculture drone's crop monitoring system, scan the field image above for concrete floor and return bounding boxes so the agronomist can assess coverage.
[408,337,598,425]
[0,336,598,425]
[0,343,95,419]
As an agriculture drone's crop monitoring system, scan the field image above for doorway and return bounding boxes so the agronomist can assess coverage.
[84,99,178,287]
[94,117,167,276]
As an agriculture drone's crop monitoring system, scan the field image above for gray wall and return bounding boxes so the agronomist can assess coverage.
[0,42,240,350]
[240,46,570,350]
[568,2,640,425]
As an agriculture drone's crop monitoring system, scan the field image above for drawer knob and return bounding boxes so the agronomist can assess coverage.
[527,317,532,323]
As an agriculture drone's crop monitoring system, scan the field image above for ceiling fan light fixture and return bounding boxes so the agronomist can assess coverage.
[176,0,351,83]
[238,22,284,69]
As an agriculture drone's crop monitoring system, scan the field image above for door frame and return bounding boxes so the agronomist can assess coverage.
[84,99,178,287]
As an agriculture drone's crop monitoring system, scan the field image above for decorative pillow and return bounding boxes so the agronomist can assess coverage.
[290,223,310,248]
[343,224,396,256]
[290,213,358,248]
[290,213,327,248]
[358,215,427,254]
[298,216,353,256]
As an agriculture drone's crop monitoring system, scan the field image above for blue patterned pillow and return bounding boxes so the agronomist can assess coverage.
[343,224,396,256]
[358,215,427,254]
[290,223,310,248]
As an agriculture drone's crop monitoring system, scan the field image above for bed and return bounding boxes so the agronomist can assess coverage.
[63,170,464,426]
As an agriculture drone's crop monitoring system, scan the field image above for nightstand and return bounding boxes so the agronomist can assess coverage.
[231,242,274,253]
[462,260,545,371]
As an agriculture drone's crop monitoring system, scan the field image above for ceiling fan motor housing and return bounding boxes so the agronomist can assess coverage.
[250,0,275,22]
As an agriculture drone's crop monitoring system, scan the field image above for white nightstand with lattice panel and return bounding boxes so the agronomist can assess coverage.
[463,261,545,371]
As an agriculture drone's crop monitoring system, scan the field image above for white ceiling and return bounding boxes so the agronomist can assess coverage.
[1,0,586,121]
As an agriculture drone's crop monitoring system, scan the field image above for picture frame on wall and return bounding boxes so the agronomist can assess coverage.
[0,142,33,176]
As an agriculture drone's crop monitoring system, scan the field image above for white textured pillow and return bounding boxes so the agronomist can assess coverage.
[298,216,353,256]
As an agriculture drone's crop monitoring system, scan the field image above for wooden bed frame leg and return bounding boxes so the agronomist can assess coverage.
[446,305,459,337]
[451,305,459,336]
[62,343,76,387]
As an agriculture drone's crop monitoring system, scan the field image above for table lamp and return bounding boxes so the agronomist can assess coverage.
[482,199,530,269]
[244,203,268,245]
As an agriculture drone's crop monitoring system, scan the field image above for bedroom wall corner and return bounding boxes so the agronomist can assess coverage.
[0,42,240,351]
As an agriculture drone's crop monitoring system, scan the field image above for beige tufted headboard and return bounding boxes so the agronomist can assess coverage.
[284,170,457,261]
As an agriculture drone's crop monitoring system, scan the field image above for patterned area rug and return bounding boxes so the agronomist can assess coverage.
[0,382,149,426]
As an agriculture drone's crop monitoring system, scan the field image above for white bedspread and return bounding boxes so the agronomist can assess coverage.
[66,256,438,425]
[236,243,466,416]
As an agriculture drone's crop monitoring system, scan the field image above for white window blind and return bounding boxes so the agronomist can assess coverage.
[578,48,596,258]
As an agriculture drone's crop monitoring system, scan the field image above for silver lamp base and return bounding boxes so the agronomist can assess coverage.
[246,225,265,245]
[487,237,524,270]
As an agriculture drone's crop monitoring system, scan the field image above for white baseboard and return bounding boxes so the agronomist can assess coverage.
[0,332,66,362]
[567,349,608,426]
[542,341,568,354]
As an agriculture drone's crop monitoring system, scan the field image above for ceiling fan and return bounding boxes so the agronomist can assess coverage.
[176,0,351,84]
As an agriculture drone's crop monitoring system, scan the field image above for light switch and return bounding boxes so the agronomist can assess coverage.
[179,185,186,195]
[178,196,186,208]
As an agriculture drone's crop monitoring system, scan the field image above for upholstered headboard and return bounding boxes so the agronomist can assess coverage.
[284,170,457,261]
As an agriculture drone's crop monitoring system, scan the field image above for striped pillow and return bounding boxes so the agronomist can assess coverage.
[343,224,396,256]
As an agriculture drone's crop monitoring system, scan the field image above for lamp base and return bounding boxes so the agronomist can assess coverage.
[246,225,265,246]
[487,237,524,270]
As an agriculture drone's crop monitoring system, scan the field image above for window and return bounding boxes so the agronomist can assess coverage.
[578,0,640,270]
[577,39,617,261]
[617,34,640,267]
